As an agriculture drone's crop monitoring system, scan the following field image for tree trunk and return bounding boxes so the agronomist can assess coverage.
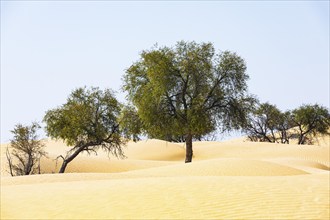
[298,134,305,145]
[59,161,68,173]
[185,134,193,163]
[58,143,87,173]
[264,135,273,143]
[270,130,277,143]
[38,157,41,174]
[25,154,33,175]
[297,125,305,145]
[280,130,289,144]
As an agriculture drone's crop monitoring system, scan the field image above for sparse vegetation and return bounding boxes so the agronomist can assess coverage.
[119,105,143,142]
[243,102,282,143]
[243,103,330,145]
[276,110,294,144]
[291,104,330,145]
[123,41,254,163]
[6,42,329,175]
[6,122,47,176]
[43,87,127,173]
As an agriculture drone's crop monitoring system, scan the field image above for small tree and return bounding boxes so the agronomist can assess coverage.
[6,122,47,176]
[291,104,330,145]
[123,41,253,163]
[43,87,126,173]
[243,102,283,143]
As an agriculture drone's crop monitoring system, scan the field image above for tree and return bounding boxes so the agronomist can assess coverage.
[6,122,47,176]
[291,104,330,145]
[243,102,283,143]
[276,110,294,144]
[119,105,143,142]
[123,41,253,163]
[43,87,126,173]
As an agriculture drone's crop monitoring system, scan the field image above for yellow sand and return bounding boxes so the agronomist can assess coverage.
[1,136,329,219]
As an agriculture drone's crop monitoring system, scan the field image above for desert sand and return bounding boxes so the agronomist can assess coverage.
[1,136,329,219]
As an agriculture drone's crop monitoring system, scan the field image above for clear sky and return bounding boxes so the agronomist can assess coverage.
[1,1,329,143]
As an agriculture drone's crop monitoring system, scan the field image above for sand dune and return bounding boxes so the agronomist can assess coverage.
[124,139,186,161]
[1,174,329,219]
[1,136,329,219]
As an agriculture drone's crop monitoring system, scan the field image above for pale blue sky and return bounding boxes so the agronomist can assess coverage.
[1,1,329,143]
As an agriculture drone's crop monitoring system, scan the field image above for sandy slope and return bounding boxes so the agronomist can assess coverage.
[1,137,329,219]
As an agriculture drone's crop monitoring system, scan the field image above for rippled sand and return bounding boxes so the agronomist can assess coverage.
[1,136,329,219]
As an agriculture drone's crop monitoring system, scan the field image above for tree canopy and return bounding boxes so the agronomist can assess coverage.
[292,104,330,144]
[43,87,126,173]
[123,41,253,162]
[243,103,330,145]
[244,102,284,143]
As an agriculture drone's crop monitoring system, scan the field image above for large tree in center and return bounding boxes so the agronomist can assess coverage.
[123,41,253,163]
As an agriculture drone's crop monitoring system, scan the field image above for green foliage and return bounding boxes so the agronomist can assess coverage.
[119,105,143,142]
[123,41,253,162]
[291,104,330,144]
[43,87,126,173]
[244,102,284,142]
[124,41,252,136]
[7,122,47,176]
[244,103,330,145]
[44,87,121,146]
